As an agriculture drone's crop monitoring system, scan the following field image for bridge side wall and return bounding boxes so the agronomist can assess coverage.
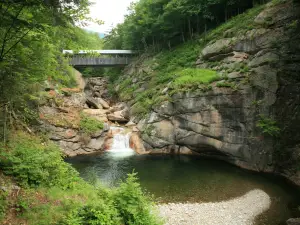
[70,57,130,66]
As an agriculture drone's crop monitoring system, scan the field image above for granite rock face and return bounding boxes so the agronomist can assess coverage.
[121,1,300,184]
[38,76,112,156]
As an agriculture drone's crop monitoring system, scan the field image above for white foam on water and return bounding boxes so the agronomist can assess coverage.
[106,127,135,158]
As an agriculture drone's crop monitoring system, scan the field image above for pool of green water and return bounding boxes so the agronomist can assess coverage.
[66,153,300,225]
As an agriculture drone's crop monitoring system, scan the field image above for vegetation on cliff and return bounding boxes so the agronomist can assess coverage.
[105,1,274,117]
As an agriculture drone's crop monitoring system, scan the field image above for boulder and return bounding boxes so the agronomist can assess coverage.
[107,111,129,122]
[248,52,279,68]
[125,121,136,127]
[63,129,77,139]
[287,218,300,225]
[65,151,77,157]
[86,97,102,109]
[96,97,110,109]
[86,137,105,150]
[59,140,81,152]
[82,109,109,122]
[63,92,86,107]
[201,39,233,59]
[153,101,174,116]
[82,109,108,116]
[111,102,128,112]
[132,126,139,132]
[130,133,146,154]
[142,134,171,149]
[91,130,104,138]
[227,72,244,79]
[103,137,113,150]
[179,146,193,155]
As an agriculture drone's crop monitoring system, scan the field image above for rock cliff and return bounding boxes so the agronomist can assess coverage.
[116,1,300,184]
[37,75,145,156]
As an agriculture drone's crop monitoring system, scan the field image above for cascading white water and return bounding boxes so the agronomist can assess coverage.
[111,133,130,149]
[107,127,135,157]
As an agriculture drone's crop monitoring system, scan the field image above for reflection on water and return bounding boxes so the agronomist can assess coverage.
[66,154,300,225]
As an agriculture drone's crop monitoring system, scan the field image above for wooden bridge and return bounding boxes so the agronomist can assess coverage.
[63,50,136,67]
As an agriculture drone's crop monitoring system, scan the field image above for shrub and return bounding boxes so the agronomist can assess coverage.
[0,132,161,224]
[62,201,121,225]
[79,114,104,135]
[113,172,162,225]
[256,114,280,136]
[59,173,162,225]
[0,132,80,188]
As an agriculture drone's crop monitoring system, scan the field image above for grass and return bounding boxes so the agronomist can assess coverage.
[172,68,220,89]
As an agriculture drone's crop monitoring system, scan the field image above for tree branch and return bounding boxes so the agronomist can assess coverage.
[0,3,25,60]
[1,27,33,61]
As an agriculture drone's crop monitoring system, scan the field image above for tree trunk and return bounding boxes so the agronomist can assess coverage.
[181,30,185,43]
[196,15,200,34]
[188,18,192,39]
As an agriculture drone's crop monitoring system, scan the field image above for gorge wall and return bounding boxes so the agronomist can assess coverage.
[115,1,300,184]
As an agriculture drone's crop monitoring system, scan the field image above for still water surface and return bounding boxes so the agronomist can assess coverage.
[66,153,300,225]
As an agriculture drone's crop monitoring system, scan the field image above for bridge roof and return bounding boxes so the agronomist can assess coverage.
[63,50,136,55]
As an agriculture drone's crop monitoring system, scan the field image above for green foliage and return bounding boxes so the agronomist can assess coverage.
[256,114,281,137]
[62,201,121,225]
[287,19,298,30]
[113,172,162,225]
[0,0,103,135]
[79,114,104,135]
[59,173,161,225]
[104,0,268,51]
[79,67,104,78]
[0,132,161,224]
[16,196,30,213]
[208,4,265,40]
[0,132,80,188]
[0,191,8,221]
[172,68,220,88]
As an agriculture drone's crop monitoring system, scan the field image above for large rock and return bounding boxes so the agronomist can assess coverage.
[86,97,102,109]
[287,218,300,225]
[129,133,146,154]
[82,109,108,122]
[248,52,279,68]
[111,102,128,112]
[201,39,233,59]
[86,137,105,150]
[107,111,129,122]
[82,109,108,115]
[95,97,110,109]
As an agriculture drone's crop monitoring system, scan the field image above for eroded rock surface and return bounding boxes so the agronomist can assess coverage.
[118,1,300,185]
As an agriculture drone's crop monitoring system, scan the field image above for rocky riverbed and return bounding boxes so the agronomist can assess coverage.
[158,189,271,225]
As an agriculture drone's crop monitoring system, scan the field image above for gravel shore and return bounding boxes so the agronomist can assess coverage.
[158,189,271,225]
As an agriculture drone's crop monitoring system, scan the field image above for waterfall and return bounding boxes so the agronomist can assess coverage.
[107,127,135,157]
[111,133,130,149]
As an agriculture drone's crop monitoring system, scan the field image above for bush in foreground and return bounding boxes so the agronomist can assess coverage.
[0,131,162,225]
